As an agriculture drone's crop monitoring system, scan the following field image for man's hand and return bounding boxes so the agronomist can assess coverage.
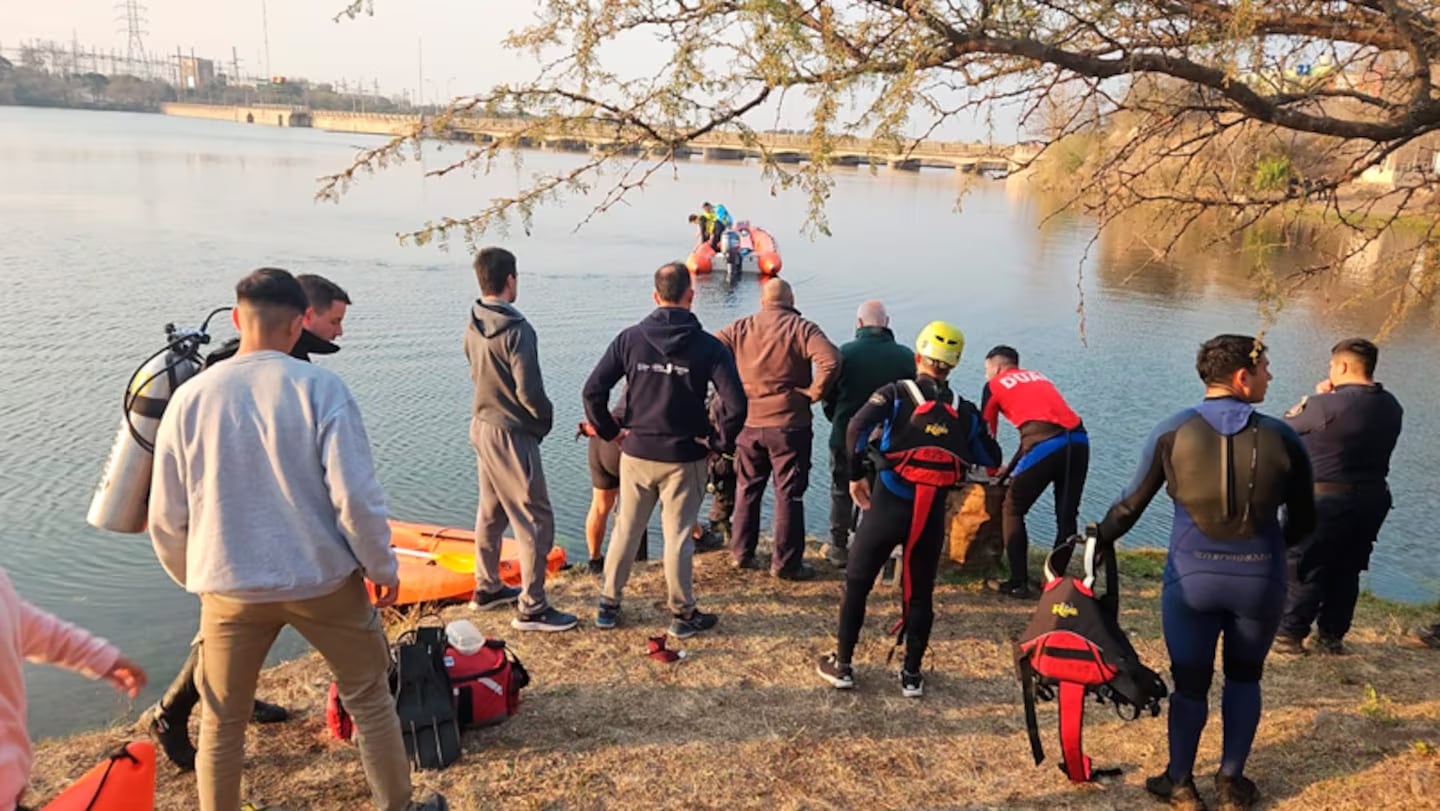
[371,581,400,608]
[105,655,148,698]
[1315,379,1335,394]
[849,478,872,511]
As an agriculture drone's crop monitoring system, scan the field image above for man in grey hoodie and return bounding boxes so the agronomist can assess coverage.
[465,247,578,632]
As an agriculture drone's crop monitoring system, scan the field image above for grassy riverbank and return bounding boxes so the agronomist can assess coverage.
[27,546,1440,810]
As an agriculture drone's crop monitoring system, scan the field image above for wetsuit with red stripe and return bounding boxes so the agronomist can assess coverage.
[980,367,1090,583]
[835,375,1000,672]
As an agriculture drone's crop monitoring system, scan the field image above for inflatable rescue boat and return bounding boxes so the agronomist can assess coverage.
[686,221,782,276]
[368,520,569,607]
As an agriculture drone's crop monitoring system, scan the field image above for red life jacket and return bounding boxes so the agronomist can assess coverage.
[872,380,975,655]
[1015,532,1168,783]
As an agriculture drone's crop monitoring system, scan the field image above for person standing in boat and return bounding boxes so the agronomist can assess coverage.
[464,248,577,632]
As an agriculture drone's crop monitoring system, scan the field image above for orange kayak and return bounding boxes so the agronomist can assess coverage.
[368,520,568,607]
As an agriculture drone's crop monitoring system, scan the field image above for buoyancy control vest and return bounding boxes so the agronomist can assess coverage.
[1014,528,1168,783]
[869,379,975,656]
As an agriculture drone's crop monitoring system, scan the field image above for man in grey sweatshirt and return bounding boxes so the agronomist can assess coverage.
[148,268,445,811]
[464,247,577,632]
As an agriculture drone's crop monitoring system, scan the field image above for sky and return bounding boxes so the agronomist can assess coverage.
[7,0,1023,142]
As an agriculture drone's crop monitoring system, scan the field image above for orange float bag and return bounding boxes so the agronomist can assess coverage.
[41,740,155,811]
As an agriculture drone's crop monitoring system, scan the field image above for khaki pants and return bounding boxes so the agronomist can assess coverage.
[602,454,707,615]
[472,419,553,615]
[197,573,411,811]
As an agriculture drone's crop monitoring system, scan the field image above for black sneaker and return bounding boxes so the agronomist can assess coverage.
[824,543,849,567]
[668,609,719,639]
[469,585,521,611]
[587,557,605,577]
[900,670,924,698]
[816,653,854,689]
[406,793,450,811]
[1215,773,1258,811]
[1270,634,1305,655]
[773,562,817,581]
[1314,634,1346,655]
[986,579,1035,600]
[140,702,196,771]
[596,601,620,630]
[1408,622,1440,649]
[250,699,289,724]
[731,555,765,570]
[693,529,725,553]
[511,607,579,632]
[1145,772,1207,810]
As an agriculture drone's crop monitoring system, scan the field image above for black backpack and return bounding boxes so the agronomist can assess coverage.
[389,623,462,771]
[1014,529,1168,782]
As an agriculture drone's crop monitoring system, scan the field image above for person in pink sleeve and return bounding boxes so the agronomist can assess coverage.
[1,566,146,811]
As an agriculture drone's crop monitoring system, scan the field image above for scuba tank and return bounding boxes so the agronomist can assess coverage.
[86,311,228,533]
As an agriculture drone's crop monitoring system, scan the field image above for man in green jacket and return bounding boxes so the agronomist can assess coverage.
[821,300,916,565]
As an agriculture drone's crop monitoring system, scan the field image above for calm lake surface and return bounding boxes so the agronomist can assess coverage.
[2,106,1437,738]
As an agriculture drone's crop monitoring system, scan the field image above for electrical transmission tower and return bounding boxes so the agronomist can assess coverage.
[116,0,148,62]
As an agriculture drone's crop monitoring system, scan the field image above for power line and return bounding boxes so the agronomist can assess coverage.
[115,0,148,62]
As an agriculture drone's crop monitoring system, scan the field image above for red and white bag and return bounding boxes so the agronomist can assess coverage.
[444,638,530,728]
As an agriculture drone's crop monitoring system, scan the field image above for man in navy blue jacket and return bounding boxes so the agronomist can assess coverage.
[582,262,746,639]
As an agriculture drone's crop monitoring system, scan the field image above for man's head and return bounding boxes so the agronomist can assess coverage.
[856,300,888,329]
[1328,337,1379,383]
[914,320,965,380]
[295,274,350,342]
[760,278,794,308]
[653,261,694,309]
[232,268,308,353]
[1196,334,1272,403]
[702,202,714,214]
[984,345,1020,381]
[474,247,518,302]
[688,214,699,224]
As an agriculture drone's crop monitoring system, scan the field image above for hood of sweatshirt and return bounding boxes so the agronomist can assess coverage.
[1195,396,1256,436]
[639,307,702,356]
[471,298,526,338]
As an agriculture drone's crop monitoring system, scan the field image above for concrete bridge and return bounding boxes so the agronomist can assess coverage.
[161,104,1023,172]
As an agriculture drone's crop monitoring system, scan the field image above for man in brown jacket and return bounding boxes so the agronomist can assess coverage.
[718,279,840,579]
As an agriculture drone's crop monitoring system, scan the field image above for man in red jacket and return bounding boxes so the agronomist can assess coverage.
[980,346,1089,598]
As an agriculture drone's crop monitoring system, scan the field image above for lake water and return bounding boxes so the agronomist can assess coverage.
[2,106,1437,738]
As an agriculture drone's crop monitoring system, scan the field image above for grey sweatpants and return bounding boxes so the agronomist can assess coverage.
[471,419,553,615]
[601,454,707,616]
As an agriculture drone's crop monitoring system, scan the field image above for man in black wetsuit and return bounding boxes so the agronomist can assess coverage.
[1274,338,1403,656]
[140,273,353,769]
[1095,334,1314,810]
[816,321,1000,698]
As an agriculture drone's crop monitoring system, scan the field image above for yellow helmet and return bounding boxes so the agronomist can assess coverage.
[915,321,965,367]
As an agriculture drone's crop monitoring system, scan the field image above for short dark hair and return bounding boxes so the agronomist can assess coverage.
[1196,334,1267,385]
[985,345,1020,366]
[295,274,351,312]
[654,261,692,304]
[474,247,517,296]
[688,214,699,222]
[236,267,309,315]
[1331,337,1378,377]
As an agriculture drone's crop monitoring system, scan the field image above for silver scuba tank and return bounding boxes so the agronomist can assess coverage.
[86,322,210,533]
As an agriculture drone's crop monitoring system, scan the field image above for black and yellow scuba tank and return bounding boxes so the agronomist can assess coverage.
[1014,526,1168,782]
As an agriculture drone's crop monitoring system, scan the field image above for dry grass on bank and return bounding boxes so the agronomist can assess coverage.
[28,545,1440,810]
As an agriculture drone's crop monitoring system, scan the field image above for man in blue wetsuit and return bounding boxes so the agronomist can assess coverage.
[1095,334,1315,811]
[1273,338,1403,656]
